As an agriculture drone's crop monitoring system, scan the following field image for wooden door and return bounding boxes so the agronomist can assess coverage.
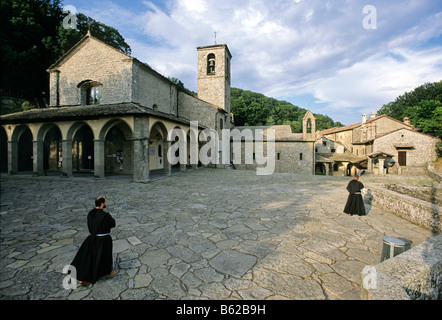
[398,151,406,166]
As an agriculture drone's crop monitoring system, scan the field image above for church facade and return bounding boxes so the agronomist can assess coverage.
[1,33,317,180]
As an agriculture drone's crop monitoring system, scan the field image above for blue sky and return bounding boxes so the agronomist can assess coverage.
[62,0,442,125]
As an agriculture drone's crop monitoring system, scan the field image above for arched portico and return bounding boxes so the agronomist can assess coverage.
[10,125,33,174]
[2,114,202,181]
[97,119,134,178]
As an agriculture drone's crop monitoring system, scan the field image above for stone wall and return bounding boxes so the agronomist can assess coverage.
[132,61,178,116]
[361,233,442,300]
[178,92,223,131]
[232,140,315,174]
[383,184,442,206]
[50,37,133,107]
[364,184,441,234]
[374,128,439,168]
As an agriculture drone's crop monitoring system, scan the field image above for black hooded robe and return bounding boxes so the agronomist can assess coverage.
[344,179,366,216]
[71,208,116,283]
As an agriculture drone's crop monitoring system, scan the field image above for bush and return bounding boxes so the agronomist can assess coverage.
[21,101,34,111]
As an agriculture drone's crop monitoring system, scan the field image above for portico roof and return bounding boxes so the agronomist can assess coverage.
[0,103,204,128]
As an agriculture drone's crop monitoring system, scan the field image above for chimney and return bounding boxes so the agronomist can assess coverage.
[403,117,411,125]
[362,114,367,123]
[370,112,376,119]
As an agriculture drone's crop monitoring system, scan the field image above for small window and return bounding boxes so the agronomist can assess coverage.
[331,148,336,153]
[322,141,327,146]
[78,80,101,105]
[277,153,280,160]
[300,153,303,160]
[87,87,100,105]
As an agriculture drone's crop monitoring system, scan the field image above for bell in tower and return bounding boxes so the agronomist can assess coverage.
[207,54,216,75]
[197,44,232,114]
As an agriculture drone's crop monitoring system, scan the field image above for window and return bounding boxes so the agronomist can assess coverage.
[78,80,101,105]
[331,148,336,153]
[277,153,280,160]
[87,87,100,105]
[300,153,303,160]
[207,53,215,75]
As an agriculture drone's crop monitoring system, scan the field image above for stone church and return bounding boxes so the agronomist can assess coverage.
[0,32,317,180]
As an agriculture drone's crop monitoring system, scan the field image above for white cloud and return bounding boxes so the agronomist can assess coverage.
[311,47,442,110]
[73,0,442,124]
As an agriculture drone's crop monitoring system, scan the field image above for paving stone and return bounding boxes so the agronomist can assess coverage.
[209,250,257,277]
[0,169,434,300]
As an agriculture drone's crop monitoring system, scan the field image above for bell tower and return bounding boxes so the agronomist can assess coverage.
[197,44,232,115]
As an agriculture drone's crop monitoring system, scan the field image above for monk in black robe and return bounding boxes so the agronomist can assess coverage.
[71,197,118,286]
[344,175,366,216]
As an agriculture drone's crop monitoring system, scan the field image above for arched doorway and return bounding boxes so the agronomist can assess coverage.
[0,127,7,172]
[72,125,94,172]
[315,163,326,175]
[17,127,33,172]
[104,121,133,175]
[150,122,167,171]
[43,126,62,174]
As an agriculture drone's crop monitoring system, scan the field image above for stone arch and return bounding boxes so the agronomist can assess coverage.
[315,163,326,175]
[150,121,168,171]
[12,125,33,172]
[77,80,102,105]
[68,122,95,171]
[39,124,63,173]
[100,119,134,175]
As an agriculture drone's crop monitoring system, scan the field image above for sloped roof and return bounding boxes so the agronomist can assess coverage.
[0,103,204,128]
[320,114,414,135]
[232,125,304,141]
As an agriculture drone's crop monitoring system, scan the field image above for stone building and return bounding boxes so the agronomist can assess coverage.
[318,113,440,176]
[1,32,319,178]
[314,137,362,176]
[0,32,232,181]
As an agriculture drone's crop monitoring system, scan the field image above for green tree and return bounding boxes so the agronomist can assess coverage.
[377,81,442,136]
[1,0,131,101]
[0,0,63,98]
[55,13,131,57]
[231,87,341,132]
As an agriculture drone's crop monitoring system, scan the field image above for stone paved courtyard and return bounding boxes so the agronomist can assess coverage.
[0,168,434,300]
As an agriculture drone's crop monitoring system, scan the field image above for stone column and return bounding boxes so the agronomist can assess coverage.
[133,138,150,182]
[94,139,105,179]
[133,117,150,182]
[367,157,373,172]
[164,140,172,176]
[33,139,44,176]
[8,141,17,175]
[61,140,73,177]
[378,158,385,176]
[325,163,330,176]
